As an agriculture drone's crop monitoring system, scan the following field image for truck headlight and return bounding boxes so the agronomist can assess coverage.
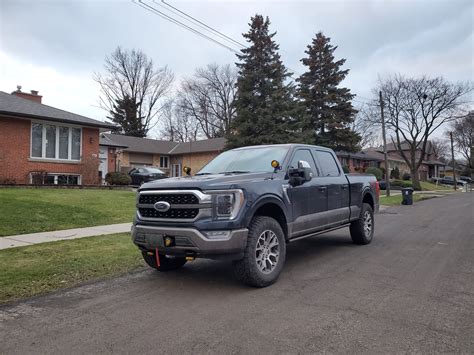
[204,189,244,220]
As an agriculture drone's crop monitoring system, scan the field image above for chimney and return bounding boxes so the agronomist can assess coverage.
[11,86,42,103]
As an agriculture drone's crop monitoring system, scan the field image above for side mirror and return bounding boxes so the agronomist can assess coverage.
[288,160,313,186]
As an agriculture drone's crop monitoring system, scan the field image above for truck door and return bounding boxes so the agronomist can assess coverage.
[286,149,328,238]
[314,150,350,226]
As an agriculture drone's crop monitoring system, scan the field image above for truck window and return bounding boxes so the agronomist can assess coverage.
[315,151,340,177]
[289,149,318,175]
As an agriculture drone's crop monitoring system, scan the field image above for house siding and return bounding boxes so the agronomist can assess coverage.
[0,116,100,184]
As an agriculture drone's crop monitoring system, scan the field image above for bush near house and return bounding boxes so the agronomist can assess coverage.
[390,167,400,179]
[402,172,411,181]
[105,172,132,185]
[342,165,350,173]
[366,167,383,180]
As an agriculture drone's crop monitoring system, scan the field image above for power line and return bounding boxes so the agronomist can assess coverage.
[159,0,246,49]
[133,0,240,54]
[134,0,301,78]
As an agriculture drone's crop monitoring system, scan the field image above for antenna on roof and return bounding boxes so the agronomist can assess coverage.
[16,85,22,92]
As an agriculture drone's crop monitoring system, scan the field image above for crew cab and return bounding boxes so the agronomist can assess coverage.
[132,144,379,287]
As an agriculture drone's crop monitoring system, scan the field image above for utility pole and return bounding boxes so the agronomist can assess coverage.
[379,91,390,196]
[450,131,457,191]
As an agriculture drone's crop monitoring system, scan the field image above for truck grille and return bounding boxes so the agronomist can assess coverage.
[138,208,199,219]
[137,190,210,221]
[139,193,199,205]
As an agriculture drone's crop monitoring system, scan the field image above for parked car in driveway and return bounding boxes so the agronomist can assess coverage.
[128,167,167,186]
[438,176,467,187]
[459,176,472,184]
[132,144,379,287]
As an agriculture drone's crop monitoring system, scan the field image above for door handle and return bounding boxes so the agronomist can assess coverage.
[342,185,349,190]
[318,186,327,192]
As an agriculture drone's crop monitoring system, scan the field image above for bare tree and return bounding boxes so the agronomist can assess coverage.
[95,47,174,137]
[352,103,383,148]
[451,111,474,176]
[176,64,237,138]
[430,138,450,161]
[377,74,472,189]
[160,101,200,142]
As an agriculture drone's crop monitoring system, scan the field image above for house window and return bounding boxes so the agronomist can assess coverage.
[31,122,81,161]
[34,173,81,185]
[160,156,169,169]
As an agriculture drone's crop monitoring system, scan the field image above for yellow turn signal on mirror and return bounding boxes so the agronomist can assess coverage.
[271,160,280,169]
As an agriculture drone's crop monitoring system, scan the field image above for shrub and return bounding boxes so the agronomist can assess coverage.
[342,165,350,173]
[105,172,131,185]
[390,166,400,179]
[402,172,411,181]
[365,167,383,180]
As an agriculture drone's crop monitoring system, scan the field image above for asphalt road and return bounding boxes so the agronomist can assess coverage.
[1,193,473,354]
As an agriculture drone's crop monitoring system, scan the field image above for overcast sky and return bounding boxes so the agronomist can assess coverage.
[1,0,473,137]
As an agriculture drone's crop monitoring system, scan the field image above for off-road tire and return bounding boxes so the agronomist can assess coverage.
[142,252,187,271]
[233,216,286,287]
[350,203,374,245]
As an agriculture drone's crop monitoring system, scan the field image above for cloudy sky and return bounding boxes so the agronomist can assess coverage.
[1,0,473,137]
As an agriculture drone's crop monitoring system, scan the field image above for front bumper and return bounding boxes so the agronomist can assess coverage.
[132,224,248,259]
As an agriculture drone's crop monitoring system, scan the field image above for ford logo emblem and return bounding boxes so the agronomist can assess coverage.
[154,201,171,212]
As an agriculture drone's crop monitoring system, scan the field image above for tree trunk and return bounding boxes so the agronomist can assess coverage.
[411,167,421,190]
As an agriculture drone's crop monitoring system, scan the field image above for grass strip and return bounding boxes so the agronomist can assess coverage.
[0,233,144,304]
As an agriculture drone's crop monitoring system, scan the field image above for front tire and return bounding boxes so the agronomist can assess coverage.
[233,216,286,287]
[141,252,187,271]
[350,203,374,245]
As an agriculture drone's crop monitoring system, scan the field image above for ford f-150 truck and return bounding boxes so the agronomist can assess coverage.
[132,144,379,287]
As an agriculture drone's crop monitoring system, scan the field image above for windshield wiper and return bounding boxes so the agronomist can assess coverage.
[219,170,251,174]
[195,172,214,176]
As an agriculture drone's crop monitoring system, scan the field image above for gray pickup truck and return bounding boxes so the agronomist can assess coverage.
[132,144,379,287]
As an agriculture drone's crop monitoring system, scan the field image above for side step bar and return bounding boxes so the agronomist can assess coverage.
[289,223,351,243]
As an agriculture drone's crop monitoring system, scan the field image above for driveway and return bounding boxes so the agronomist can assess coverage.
[1,193,473,353]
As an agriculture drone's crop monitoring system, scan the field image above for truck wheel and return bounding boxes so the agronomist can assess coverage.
[350,203,374,245]
[141,252,187,271]
[232,216,286,287]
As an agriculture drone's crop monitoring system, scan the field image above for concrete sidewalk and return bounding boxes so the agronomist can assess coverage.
[0,223,132,250]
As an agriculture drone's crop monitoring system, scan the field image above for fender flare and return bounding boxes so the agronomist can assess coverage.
[243,194,290,227]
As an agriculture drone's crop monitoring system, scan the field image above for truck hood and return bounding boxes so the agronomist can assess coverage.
[139,172,277,191]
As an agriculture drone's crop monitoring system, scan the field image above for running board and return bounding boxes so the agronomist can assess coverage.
[288,223,351,243]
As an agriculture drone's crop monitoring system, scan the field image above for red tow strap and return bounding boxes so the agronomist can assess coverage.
[155,248,160,267]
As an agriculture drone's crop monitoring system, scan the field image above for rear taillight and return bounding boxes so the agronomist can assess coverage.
[375,181,380,197]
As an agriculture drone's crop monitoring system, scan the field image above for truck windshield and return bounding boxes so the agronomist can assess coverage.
[197,146,289,175]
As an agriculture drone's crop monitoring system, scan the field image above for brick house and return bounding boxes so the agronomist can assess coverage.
[99,133,225,177]
[0,89,114,185]
[335,151,383,173]
[362,141,444,180]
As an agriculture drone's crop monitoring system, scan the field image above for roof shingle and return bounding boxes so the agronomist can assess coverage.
[0,91,114,129]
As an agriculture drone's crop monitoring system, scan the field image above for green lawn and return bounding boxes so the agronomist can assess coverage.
[419,181,453,191]
[0,188,136,236]
[379,194,437,206]
[0,233,145,304]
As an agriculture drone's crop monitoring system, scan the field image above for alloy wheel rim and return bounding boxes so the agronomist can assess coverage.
[255,230,280,274]
[363,210,373,238]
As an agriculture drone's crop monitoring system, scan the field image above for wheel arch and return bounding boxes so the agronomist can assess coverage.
[245,195,289,241]
[361,189,375,210]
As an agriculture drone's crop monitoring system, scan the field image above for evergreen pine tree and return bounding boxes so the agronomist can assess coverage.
[297,32,360,152]
[107,95,146,137]
[226,15,299,149]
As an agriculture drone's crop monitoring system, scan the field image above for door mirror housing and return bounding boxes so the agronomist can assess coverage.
[288,160,313,186]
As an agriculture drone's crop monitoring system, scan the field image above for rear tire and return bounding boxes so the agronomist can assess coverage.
[141,252,187,271]
[350,203,374,245]
[232,216,286,287]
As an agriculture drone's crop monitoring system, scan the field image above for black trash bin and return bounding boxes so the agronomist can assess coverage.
[401,187,414,205]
